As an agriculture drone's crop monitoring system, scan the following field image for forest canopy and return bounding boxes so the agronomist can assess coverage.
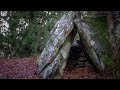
[0,11,66,58]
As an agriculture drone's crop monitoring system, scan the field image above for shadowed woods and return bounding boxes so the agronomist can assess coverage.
[0,11,116,79]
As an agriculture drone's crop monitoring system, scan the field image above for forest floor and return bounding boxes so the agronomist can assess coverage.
[0,56,113,79]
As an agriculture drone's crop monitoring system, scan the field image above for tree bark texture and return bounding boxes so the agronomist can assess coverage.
[109,11,120,79]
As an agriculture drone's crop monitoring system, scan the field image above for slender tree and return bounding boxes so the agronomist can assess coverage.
[106,11,120,79]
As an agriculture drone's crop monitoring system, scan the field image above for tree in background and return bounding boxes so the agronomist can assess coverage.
[0,11,65,58]
[107,11,120,79]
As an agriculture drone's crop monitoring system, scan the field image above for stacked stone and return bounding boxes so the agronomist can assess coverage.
[68,40,92,67]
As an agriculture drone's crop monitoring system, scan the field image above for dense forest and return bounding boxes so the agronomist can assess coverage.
[0,11,119,79]
[0,11,65,58]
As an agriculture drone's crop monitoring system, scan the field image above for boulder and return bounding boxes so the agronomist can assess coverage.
[74,16,105,71]
[36,11,107,79]
[36,11,76,79]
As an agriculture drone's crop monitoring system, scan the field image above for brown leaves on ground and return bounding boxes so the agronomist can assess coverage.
[0,56,40,79]
[0,56,113,79]
[63,64,113,79]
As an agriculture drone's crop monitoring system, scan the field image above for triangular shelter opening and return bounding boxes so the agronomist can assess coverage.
[36,11,105,79]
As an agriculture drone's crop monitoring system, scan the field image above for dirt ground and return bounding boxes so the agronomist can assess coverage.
[0,56,113,79]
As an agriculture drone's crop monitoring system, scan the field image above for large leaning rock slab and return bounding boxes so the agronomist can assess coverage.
[41,29,77,78]
[36,11,76,78]
[74,18,105,71]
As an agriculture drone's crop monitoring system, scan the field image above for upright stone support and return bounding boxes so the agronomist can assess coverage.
[74,17,105,71]
[36,11,76,79]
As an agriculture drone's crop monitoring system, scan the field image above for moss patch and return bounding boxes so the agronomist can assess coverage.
[85,17,112,68]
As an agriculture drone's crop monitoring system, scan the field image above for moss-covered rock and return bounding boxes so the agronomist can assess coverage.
[81,16,112,68]
[88,17,112,68]
[74,15,112,71]
[36,11,76,79]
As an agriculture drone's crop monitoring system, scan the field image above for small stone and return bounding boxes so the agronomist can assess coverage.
[78,57,87,62]
[80,52,85,57]
[72,60,85,65]
[84,61,92,67]
[75,64,84,67]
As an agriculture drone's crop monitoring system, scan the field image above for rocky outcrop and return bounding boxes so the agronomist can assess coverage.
[36,11,106,79]
[36,11,76,79]
[74,15,105,71]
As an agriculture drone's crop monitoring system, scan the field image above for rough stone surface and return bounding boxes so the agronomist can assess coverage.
[36,11,107,79]
[36,11,76,79]
[74,18,105,71]
[68,40,93,68]
[40,30,77,78]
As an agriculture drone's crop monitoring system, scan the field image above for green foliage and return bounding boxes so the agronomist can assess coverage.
[0,11,65,58]
[74,32,80,40]
[103,55,113,68]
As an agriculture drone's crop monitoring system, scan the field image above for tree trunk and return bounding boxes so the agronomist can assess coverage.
[108,11,120,79]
